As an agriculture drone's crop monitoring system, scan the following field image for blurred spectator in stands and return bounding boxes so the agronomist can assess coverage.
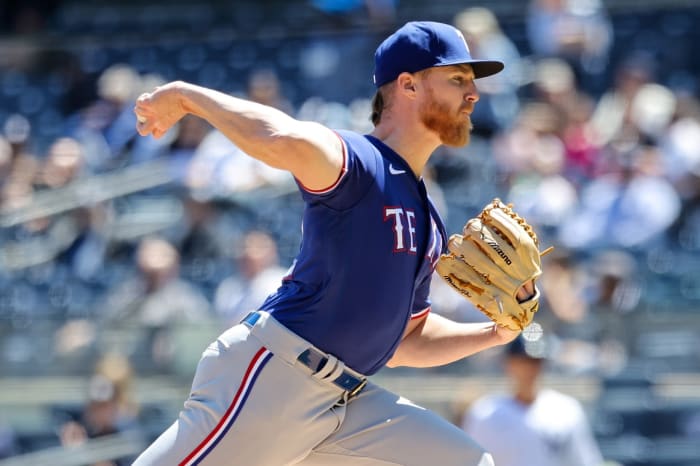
[214,230,287,326]
[163,115,212,184]
[94,64,142,160]
[58,353,140,466]
[0,136,92,269]
[496,102,578,238]
[560,92,600,186]
[662,93,700,190]
[99,236,213,366]
[67,64,145,171]
[590,53,655,150]
[492,102,561,187]
[175,196,227,263]
[101,236,211,326]
[185,129,291,200]
[532,58,600,186]
[0,114,39,210]
[462,335,604,466]
[531,58,580,113]
[592,82,676,179]
[54,203,111,283]
[453,7,524,136]
[528,58,601,185]
[185,69,292,200]
[65,353,139,437]
[36,137,85,190]
[628,83,677,145]
[537,249,589,331]
[297,97,351,130]
[171,195,233,297]
[246,68,294,116]
[586,250,641,342]
[558,142,681,251]
[20,137,89,251]
[526,0,612,95]
[93,352,140,428]
[665,95,700,251]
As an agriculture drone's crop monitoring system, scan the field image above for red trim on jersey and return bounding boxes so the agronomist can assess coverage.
[297,133,348,194]
[411,306,431,320]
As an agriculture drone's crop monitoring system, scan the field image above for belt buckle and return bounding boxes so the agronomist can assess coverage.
[347,378,367,399]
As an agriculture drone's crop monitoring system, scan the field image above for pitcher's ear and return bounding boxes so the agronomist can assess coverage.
[396,72,417,96]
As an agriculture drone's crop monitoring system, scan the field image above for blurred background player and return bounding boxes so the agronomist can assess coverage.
[462,335,604,466]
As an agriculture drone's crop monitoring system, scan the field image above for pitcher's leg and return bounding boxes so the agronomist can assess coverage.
[132,402,216,466]
[134,324,343,466]
[297,382,493,466]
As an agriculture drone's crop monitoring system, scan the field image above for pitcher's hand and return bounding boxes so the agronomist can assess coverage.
[516,280,535,302]
[134,81,188,139]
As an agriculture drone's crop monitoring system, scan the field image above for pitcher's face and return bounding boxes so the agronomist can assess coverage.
[418,65,480,147]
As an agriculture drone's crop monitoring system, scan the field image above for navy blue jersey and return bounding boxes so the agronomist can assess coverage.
[259,131,447,375]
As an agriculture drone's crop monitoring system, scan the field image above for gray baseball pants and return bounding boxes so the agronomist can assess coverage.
[132,311,493,466]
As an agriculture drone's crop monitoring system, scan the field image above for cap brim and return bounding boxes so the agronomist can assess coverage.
[469,60,505,79]
[435,59,504,79]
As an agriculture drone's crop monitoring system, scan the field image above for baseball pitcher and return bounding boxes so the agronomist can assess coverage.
[132,21,547,466]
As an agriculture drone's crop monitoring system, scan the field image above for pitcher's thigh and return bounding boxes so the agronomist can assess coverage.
[300,383,494,466]
[133,325,342,466]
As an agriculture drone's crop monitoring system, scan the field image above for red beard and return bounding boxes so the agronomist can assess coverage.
[419,86,472,147]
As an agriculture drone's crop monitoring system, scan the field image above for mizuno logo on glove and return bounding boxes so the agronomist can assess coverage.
[485,240,511,265]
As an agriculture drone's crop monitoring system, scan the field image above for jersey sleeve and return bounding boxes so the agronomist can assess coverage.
[296,130,379,211]
[411,271,432,320]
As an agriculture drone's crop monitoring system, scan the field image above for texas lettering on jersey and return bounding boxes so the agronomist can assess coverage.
[384,206,443,267]
[384,206,417,253]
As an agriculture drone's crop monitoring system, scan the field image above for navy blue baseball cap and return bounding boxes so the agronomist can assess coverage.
[373,21,505,88]
[506,335,549,360]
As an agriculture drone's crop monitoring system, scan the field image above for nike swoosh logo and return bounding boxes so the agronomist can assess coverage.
[389,164,406,175]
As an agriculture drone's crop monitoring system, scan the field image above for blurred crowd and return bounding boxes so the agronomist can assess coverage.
[1,0,700,463]
[1,0,699,382]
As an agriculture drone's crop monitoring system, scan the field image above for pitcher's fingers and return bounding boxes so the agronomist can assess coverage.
[152,126,167,139]
[133,104,154,130]
[136,92,152,105]
[136,118,156,137]
[516,280,535,301]
[134,102,155,118]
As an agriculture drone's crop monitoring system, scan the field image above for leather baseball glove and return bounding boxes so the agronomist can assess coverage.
[435,199,552,331]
